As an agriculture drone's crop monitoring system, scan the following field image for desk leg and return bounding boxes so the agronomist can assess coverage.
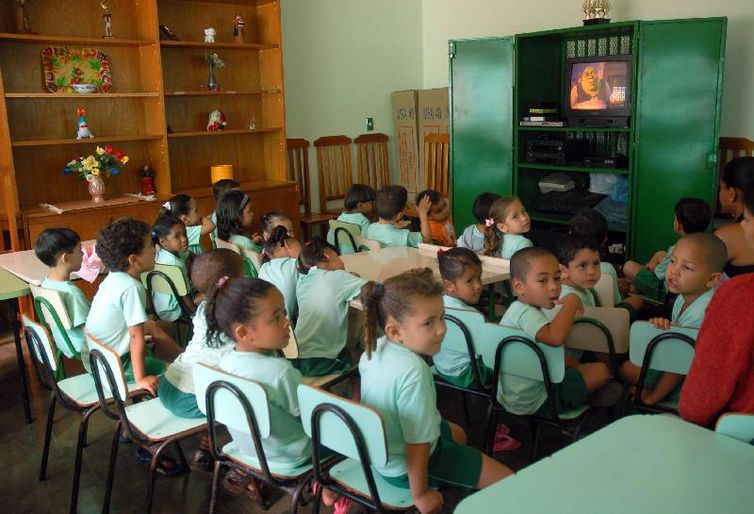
[11,300,33,423]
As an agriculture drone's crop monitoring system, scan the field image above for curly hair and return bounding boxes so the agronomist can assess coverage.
[96,218,151,272]
[190,249,245,295]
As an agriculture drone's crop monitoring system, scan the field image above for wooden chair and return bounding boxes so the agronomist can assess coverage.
[287,138,339,240]
[424,133,450,197]
[315,135,353,212]
[354,133,390,190]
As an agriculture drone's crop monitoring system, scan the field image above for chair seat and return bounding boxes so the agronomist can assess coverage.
[222,441,313,479]
[329,458,414,510]
[125,398,206,441]
[58,373,141,407]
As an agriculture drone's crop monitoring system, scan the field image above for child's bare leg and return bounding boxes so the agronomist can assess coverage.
[622,295,643,311]
[642,372,683,406]
[620,360,641,387]
[565,354,581,369]
[476,455,514,488]
[577,362,610,393]
[448,421,468,445]
[622,261,643,282]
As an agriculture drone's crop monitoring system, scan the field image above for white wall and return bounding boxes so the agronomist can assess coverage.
[282,0,423,211]
[422,0,754,138]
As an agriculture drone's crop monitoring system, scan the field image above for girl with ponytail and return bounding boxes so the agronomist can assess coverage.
[483,196,533,259]
[258,225,302,322]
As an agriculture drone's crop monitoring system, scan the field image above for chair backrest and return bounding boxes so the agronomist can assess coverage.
[141,263,189,296]
[329,219,359,254]
[593,273,616,308]
[86,334,129,402]
[543,305,630,354]
[629,322,698,375]
[215,238,258,277]
[315,135,353,212]
[423,133,450,197]
[298,384,388,466]
[287,138,312,213]
[214,237,241,254]
[715,413,754,444]
[29,284,73,329]
[354,133,390,191]
[22,313,59,374]
[240,247,262,275]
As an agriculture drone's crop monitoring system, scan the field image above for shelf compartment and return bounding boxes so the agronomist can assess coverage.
[517,163,628,175]
[530,211,627,233]
[167,128,281,138]
[0,32,154,47]
[517,126,631,133]
[164,89,280,96]
[5,92,161,98]
[174,179,295,199]
[159,40,277,50]
[12,134,163,148]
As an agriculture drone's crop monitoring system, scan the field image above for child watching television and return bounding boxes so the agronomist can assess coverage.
[327,183,376,254]
[556,235,602,308]
[416,189,456,246]
[458,192,501,254]
[483,196,533,259]
[159,194,215,255]
[35,227,89,358]
[364,185,432,248]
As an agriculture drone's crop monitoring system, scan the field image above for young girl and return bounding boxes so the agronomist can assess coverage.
[359,269,512,513]
[160,194,215,255]
[458,192,501,254]
[216,189,263,252]
[294,238,366,376]
[260,211,295,240]
[258,225,302,322]
[483,196,533,259]
[151,215,198,322]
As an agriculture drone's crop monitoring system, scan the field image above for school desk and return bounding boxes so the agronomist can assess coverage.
[454,414,754,514]
[0,239,96,286]
[0,267,33,423]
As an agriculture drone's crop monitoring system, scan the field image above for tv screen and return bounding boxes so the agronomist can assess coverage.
[568,60,629,112]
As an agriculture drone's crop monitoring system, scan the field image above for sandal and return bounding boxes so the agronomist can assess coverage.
[221,468,262,500]
[135,447,187,477]
[493,423,522,453]
[190,448,214,472]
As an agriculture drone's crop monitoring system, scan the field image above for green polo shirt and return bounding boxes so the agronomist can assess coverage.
[364,222,423,248]
[259,257,300,321]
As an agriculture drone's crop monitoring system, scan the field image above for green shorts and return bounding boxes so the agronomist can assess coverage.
[291,347,352,377]
[157,376,203,418]
[536,367,589,415]
[435,356,493,389]
[382,420,483,490]
[634,268,667,302]
[122,351,166,382]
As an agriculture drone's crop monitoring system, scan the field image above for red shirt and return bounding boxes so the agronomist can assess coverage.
[679,273,754,427]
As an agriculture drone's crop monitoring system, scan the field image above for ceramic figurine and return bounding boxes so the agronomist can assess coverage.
[76,108,94,139]
[204,27,216,43]
[140,164,156,195]
[101,0,113,38]
[207,109,227,131]
[233,15,245,43]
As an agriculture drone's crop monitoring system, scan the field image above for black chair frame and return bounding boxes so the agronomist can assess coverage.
[144,269,195,342]
[333,226,359,253]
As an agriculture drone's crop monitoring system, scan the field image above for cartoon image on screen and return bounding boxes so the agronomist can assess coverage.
[569,61,628,111]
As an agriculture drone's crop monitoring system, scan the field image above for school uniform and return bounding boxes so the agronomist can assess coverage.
[293,268,366,376]
[359,336,482,488]
[457,224,485,254]
[40,277,90,358]
[152,247,190,322]
[258,257,300,321]
[634,244,674,300]
[364,222,423,248]
[560,284,598,307]
[500,234,533,259]
[186,225,204,255]
[327,212,370,254]
[230,233,263,253]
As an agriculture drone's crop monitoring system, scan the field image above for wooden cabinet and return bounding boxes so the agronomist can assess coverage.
[0,0,294,249]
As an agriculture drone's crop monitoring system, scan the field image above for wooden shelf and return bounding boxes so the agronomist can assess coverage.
[530,211,627,232]
[167,128,282,138]
[0,32,154,47]
[159,40,278,50]
[12,135,163,148]
[518,163,629,175]
[164,89,280,96]
[175,179,296,199]
[518,126,631,133]
[5,92,161,99]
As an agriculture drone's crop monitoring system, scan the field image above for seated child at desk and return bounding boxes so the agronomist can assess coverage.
[621,233,726,406]
[260,211,295,239]
[35,227,89,358]
[258,225,302,322]
[210,178,240,238]
[416,189,456,246]
[557,235,602,307]
[327,183,375,253]
[160,194,215,255]
[364,185,431,248]
[151,215,199,322]
[216,190,263,253]
[499,247,622,416]
[458,192,501,254]
[483,196,533,259]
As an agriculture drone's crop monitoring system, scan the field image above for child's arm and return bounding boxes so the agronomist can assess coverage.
[405,442,444,514]
[535,294,582,346]
[128,323,159,395]
[180,294,197,315]
[416,195,432,243]
[200,215,215,236]
[645,250,667,272]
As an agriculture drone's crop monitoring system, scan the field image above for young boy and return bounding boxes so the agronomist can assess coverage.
[35,228,89,358]
[364,185,432,248]
[620,233,727,406]
[326,183,375,253]
[624,197,712,301]
[85,218,181,395]
[458,192,501,254]
[498,247,622,415]
[211,178,240,238]
[416,189,456,246]
[557,235,602,307]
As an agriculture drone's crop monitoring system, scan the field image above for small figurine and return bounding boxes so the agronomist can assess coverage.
[159,25,180,41]
[76,108,94,139]
[233,15,245,44]
[204,27,216,43]
[140,164,156,195]
[207,110,227,131]
[101,1,113,38]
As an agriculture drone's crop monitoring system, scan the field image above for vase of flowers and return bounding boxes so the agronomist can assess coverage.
[64,145,129,203]
[206,52,225,91]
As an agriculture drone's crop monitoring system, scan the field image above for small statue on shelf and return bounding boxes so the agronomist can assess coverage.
[206,52,225,91]
[15,1,31,34]
[204,27,216,43]
[76,108,94,139]
[140,164,156,195]
[207,110,227,131]
[100,0,114,38]
[233,15,245,44]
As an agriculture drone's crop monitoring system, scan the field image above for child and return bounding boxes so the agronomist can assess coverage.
[86,218,181,395]
[458,192,501,254]
[294,238,366,376]
[35,228,89,358]
[483,196,533,259]
[499,247,622,416]
[216,189,263,252]
[260,211,295,240]
[151,215,198,322]
[620,233,727,406]
[556,235,602,307]
[160,194,214,255]
[258,225,302,322]
[364,185,432,248]
[211,178,240,233]
[416,189,456,246]
[326,183,375,253]
[624,197,712,300]
[359,268,512,513]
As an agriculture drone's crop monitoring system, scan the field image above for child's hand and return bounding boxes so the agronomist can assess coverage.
[414,490,443,514]
[137,374,160,396]
[417,195,431,219]
[649,317,671,330]
[394,219,411,229]
[251,233,263,244]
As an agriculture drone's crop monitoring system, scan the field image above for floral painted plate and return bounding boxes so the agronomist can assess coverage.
[41,46,112,93]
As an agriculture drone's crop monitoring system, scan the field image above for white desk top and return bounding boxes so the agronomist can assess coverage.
[455,415,754,514]
[0,240,96,286]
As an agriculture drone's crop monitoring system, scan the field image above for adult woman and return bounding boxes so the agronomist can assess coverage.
[714,156,754,278]
[679,178,754,426]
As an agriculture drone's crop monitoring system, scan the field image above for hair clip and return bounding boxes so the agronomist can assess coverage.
[437,248,445,256]
[374,283,384,293]
[216,275,229,288]
[162,201,171,210]
[484,218,495,228]
[150,230,158,238]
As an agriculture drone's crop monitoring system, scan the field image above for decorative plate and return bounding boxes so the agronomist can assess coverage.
[41,46,112,93]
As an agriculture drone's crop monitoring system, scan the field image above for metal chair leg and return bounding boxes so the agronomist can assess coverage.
[482,405,497,455]
[461,391,472,426]
[531,422,542,461]
[69,408,96,514]
[101,421,122,514]
[145,439,173,514]
[209,460,222,514]
[39,395,57,481]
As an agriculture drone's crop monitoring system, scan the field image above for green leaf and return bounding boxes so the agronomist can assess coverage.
[89,59,101,71]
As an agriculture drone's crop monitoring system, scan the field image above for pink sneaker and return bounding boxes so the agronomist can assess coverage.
[493,423,522,452]
[333,497,353,514]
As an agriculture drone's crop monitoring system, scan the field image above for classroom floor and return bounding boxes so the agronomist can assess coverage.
[0,331,614,513]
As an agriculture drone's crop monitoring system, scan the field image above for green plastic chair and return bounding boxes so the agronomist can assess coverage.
[141,263,194,345]
[29,284,80,376]
[715,413,754,445]
[628,322,698,414]
[297,384,416,513]
[328,219,360,254]
[593,272,616,307]
[193,362,316,513]
[87,335,206,514]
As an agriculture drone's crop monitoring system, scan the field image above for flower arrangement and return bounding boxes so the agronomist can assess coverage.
[64,144,129,181]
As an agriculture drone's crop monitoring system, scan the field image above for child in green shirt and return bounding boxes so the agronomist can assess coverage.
[327,183,375,254]
[364,185,432,248]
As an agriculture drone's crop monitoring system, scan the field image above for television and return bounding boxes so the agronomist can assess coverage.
[564,55,632,127]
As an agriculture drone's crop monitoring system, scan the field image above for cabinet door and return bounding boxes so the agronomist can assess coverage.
[450,37,514,231]
[632,18,726,261]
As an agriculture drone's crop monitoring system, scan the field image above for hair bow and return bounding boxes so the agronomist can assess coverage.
[162,201,171,210]
[437,248,445,256]
[216,275,229,288]
[484,218,495,228]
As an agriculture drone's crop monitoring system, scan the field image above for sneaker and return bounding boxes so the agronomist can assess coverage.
[588,381,624,407]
